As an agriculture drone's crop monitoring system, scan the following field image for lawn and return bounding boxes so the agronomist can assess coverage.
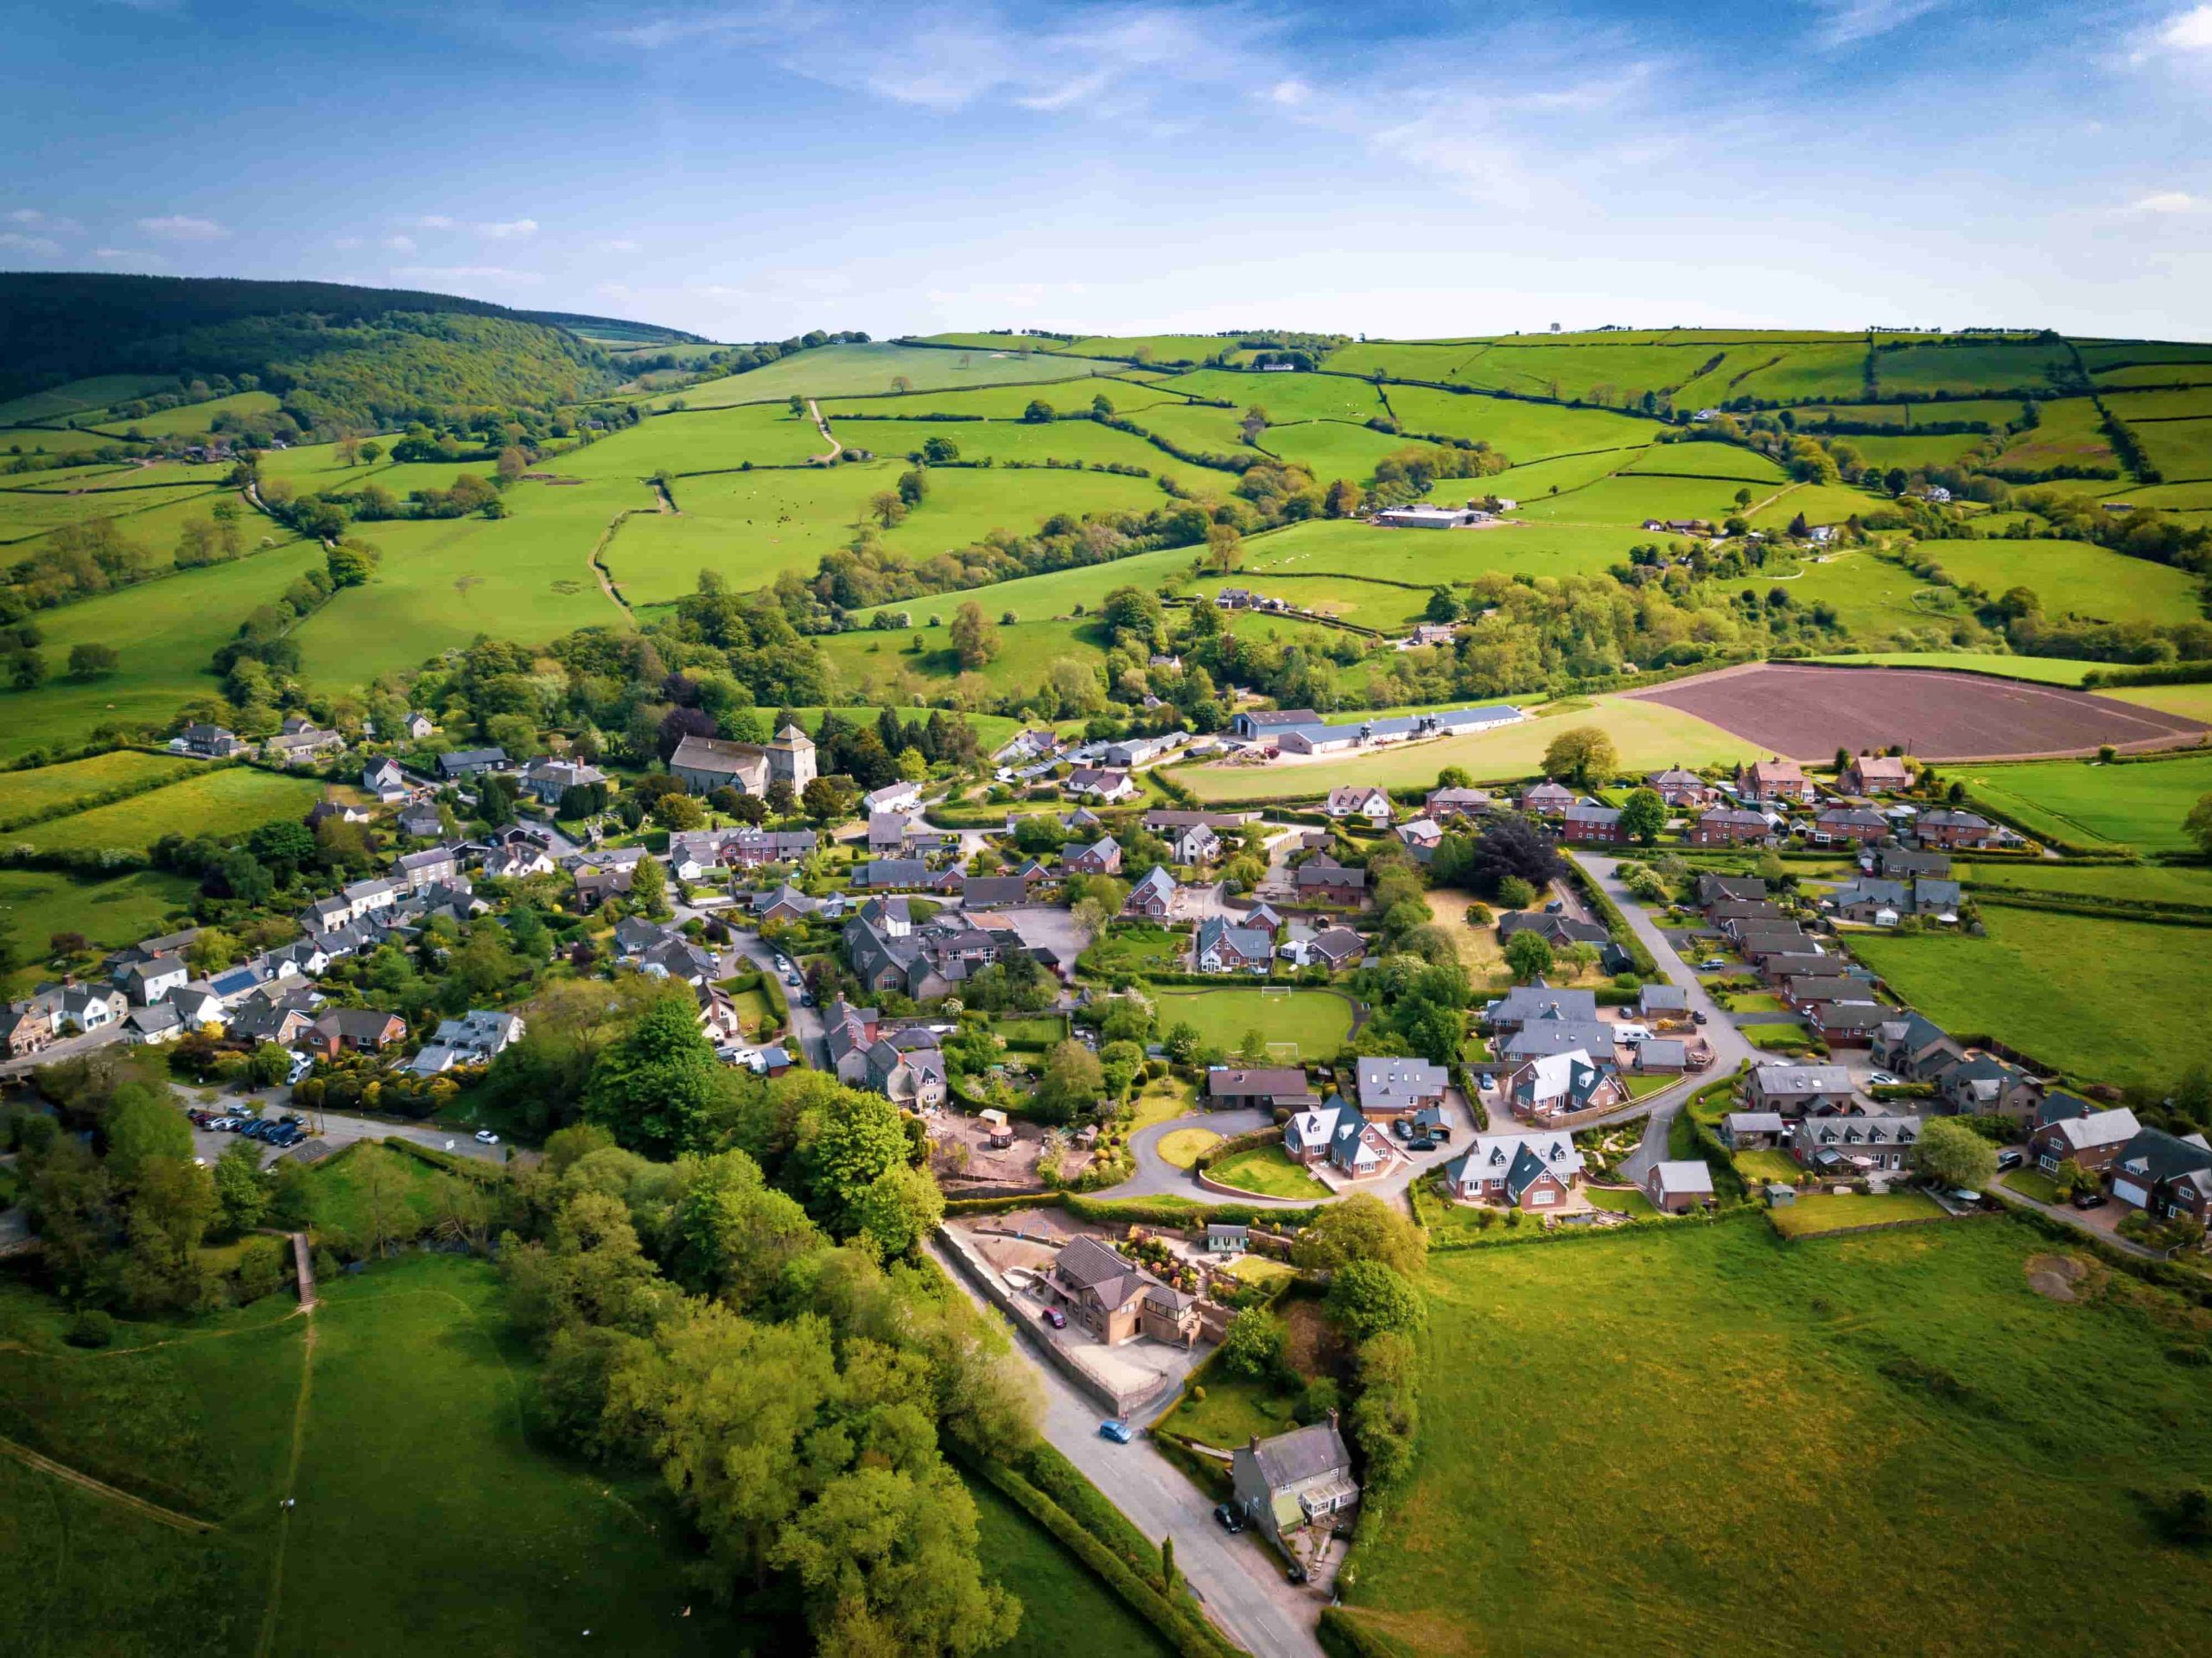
[1128,1076,1198,1134]
[1156,1128,1221,1168]
[14,765,323,854]
[1959,753,2212,853]
[1730,1147,1802,1184]
[1915,538,2202,626]
[1339,1218,2212,1657]
[1174,696,1760,801]
[1584,1185,1659,1217]
[0,748,201,828]
[1155,1368,1301,1449]
[964,1473,1172,1658]
[1847,905,2212,1089]
[0,867,197,994]
[1206,1145,1332,1199]
[1764,1190,1948,1236]
[2001,1168,2061,1204]
[1743,1022,1811,1048]
[1149,986,1355,1059]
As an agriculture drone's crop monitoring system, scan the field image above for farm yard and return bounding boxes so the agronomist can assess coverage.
[1338,1219,2212,1658]
[1628,663,2208,760]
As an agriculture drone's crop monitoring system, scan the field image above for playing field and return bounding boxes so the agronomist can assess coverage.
[1149,986,1355,1058]
[1847,905,2212,1088]
[14,765,323,853]
[1175,696,1760,800]
[1956,753,2212,852]
[0,749,201,828]
[1338,1218,2212,1658]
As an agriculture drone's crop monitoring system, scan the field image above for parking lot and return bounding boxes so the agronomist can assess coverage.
[176,1094,512,1171]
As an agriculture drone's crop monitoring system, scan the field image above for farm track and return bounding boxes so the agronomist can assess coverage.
[0,1433,217,1534]
[252,1294,319,1658]
[587,509,645,621]
[806,397,841,463]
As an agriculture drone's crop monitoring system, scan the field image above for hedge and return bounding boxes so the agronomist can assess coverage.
[1970,893,2212,929]
[1319,1607,1420,1658]
[2000,1208,2212,1308]
[2080,661,2212,690]
[380,1136,506,1185]
[1426,1200,1766,1254]
[938,1189,1324,1229]
[1189,1125,1288,1173]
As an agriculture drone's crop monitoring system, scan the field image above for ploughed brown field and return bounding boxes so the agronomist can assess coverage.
[1626,664,2207,760]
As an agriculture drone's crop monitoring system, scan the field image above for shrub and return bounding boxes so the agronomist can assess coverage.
[65,1308,115,1349]
[1217,1307,1287,1379]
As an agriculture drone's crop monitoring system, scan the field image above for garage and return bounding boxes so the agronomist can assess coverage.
[2113,1179,2149,1208]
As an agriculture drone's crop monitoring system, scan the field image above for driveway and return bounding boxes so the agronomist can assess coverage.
[925,1238,1326,1658]
[177,1092,511,1169]
[1119,1090,1478,1209]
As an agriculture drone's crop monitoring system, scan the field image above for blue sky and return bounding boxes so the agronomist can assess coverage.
[3,0,2209,341]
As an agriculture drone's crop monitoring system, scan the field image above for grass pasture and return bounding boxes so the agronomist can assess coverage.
[1149,985,1354,1058]
[1340,1218,2212,1658]
[855,544,1197,628]
[1875,340,2068,395]
[1713,549,1949,638]
[90,391,283,440]
[0,748,201,827]
[1992,396,2117,473]
[1808,651,2101,684]
[651,342,1123,409]
[828,414,1230,493]
[0,374,178,425]
[1847,905,2212,1088]
[819,378,1187,421]
[1379,384,1663,457]
[2131,417,2212,482]
[1958,753,2212,853]
[1166,368,1389,424]
[2103,682,2212,722]
[15,765,323,854]
[1764,1190,1946,1236]
[2099,387,2212,422]
[0,867,198,994]
[1620,443,1789,484]
[1916,537,2202,626]
[1956,860,2212,908]
[1513,473,1757,526]
[1245,517,1638,587]
[1259,419,1425,484]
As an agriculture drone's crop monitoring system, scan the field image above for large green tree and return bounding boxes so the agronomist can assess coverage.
[1916,1117,1998,1190]
[583,989,734,1159]
[1542,726,1618,788]
[795,1086,911,1237]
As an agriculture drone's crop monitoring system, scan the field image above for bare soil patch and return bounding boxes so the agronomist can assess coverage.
[1628,664,2206,760]
[2025,1252,2088,1302]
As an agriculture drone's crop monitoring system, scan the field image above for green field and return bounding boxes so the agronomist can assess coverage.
[2133,417,2212,482]
[1918,538,2202,625]
[1620,443,1789,484]
[0,749,202,827]
[825,413,1231,493]
[1958,753,2212,852]
[856,544,1198,628]
[1877,340,2068,395]
[1378,384,1662,457]
[964,1475,1171,1658]
[0,373,179,425]
[1149,986,1355,1058]
[1514,473,1759,526]
[823,616,1115,699]
[0,867,197,993]
[1258,420,1425,485]
[16,765,323,853]
[1245,517,1641,587]
[91,391,283,440]
[645,341,1126,409]
[1992,396,2117,473]
[1764,1190,1946,1236]
[818,378,1187,421]
[1959,860,2212,907]
[1176,696,1759,799]
[2105,683,2212,722]
[1713,548,1947,639]
[1808,651,2102,685]
[1339,1218,2212,1657]
[1206,1144,1332,1199]
[1847,905,2212,1088]
[1185,571,1427,632]
[1166,368,1389,424]
[2098,388,2212,422]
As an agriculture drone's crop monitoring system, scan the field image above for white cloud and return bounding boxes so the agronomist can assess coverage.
[1264,78,1310,105]
[391,264,543,284]
[93,247,162,264]
[0,232,63,256]
[2130,190,2201,212]
[9,208,85,235]
[405,213,538,238]
[137,213,226,240]
[2158,3,2212,48]
[383,234,418,252]
[596,238,639,252]
[1806,0,1948,48]
[413,213,458,230]
[480,218,538,239]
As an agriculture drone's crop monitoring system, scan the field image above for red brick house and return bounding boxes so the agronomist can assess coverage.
[1687,808,1773,846]
[1046,1236,1200,1347]
[1065,835,1122,876]
[1843,755,1912,793]
[1810,808,1889,846]
[1645,766,1713,807]
[1293,858,1368,906]
[308,1007,407,1056]
[1738,758,1814,802]
[1916,810,1995,848]
[1646,1160,1714,1212]
[2031,1107,2140,1175]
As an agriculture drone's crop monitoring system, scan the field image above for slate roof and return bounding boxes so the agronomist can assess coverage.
[1246,1420,1354,1490]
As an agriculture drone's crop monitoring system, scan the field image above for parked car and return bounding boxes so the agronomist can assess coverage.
[1691,1010,1708,1025]
[1406,1135,1437,1153]
[1867,1070,1900,1087]
[1390,1119,1410,1140]
[1995,1149,2024,1171]
[1286,1563,1308,1585]
[1213,1503,1243,1534]
[1698,956,1728,970]
[1098,1420,1134,1444]
[283,1051,315,1085]
[2071,1191,2108,1210]
[474,1129,500,1145]
[1042,1306,1065,1330]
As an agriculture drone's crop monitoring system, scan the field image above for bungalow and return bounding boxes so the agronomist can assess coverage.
[1142,809,1250,835]
[1688,808,1776,847]
[1444,1130,1584,1208]
[1809,808,1890,847]
[2031,1107,2141,1174]
[1124,866,1178,918]
[436,747,508,780]
[1518,780,1575,816]
[1646,1160,1715,1212]
[309,1007,407,1055]
[1306,926,1367,970]
[1732,926,1818,962]
[1632,1038,1690,1073]
[1065,835,1122,877]
[1646,766,1713,807]
[1207,1066,1320,1112]
[848,858,937,893]
[1561,804,1625,843]
[2107,1128,2212,1218]
[1746,1063,1858,1117]
[1293,859,1368,906]
[1230,1418,1359,1539]
[961,875,1032,909]
[432,1009,525,1062]
[1916,809,1995,848]
[1357,1055,1449,1119]
[751,884,819,925]
[1696,875,1768,908]
[1738,758,1814,802]
[1843,755,1912,794]
[1708,899,1784,927]
[1196,916,1274,973]
[1721,1111,1787,1149]
[1789,1115,1924,1172]
[1510,1050,1626,1119]
[1046,1235,1199,1348]
[1496,912,1610,951]
[1323,785,1394,825]
[1065,767,1137,803]
[1425,786,1495,820]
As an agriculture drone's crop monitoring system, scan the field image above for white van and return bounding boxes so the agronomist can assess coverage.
[1611,1023,1651,1045]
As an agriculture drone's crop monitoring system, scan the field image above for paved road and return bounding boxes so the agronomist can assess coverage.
[719,924,829,1068]
[1121,1093,1478,1207]
[926,1238,1326,1658]
[0,1023,124,1080]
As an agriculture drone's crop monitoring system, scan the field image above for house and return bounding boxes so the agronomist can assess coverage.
[853,895,911,937]
[309,1007,407,1054]
[668,728,817,796]
[1737,758,1813,802]
[4,1000,56,1058]
[1142,810,1250,835]
[1561,804,1625,843]
[994,728,1062,765]
[2107,1128,2212,1218]
[1169,822,1222,865]
[363,758,410,801]
[1789,1115,1924,1172]
[1205,1223,1249,1255]
[1688,808,1775,847]
[571,849,641,906]
[306,797,370,833]
[480,843,556,881]
[1207,1066,1319,1112]
[1303,926,1366,971]
[1696,874,1768,908]
[228,998,317,1047]
[1293,858,1368,906]
[1046,1235,1199,1348]
[60,984,125,1032]
[1228,708,1322,739]
[121,953,189,1006]
[1487,980,1599,1032]
[846,858,937,893]
[1065,835,1122,876]
[1230,1418,1359,1538]
[432,1009,525,1061]
[521,758,610,805]
[1444,1130,1584,1207]
[1064,766,1137,803]
[397,801,444,840]
[1497,1012,1621,1070]
[1810,808,1890,847]
[1746,1063,1858,1117]
[167,985,224,1032]
[1843,755,1912,794]
[177,721,245,759]
[265,717,344,765]
[1323,785,1394,825]
[862,779,922,816]
[1708,899,1784,928]
[1646,1160,1715,1213]
[1633,1038,1690,1073]
[1872,846,1950,880]
[1519,780,1576,816]
[1196,916,1274,973]
[393,845,460,893]
[1802,1001,1885,1045]
[1357,1055,1449,1120]
[960,875,1032,910]
[402,710,435,740]
[868,812,915,854]
[1124,866,1178,918]
[436,747,508,780]
[1637,983,1689,1020]
[1721,1112,1787,1149]
[1496,911,1610,951]
[1871,1013,1963,1080]
[1311,1097,1398,1179]
[1732,925,1817,962]
[2032,1108,2141,1174]
[1646,766,1713,807]
[1509,1050,1626,1119]
[1424,786,1494,820]
[1917,809,1995,848]
[1929,1051,2043,1121]
[122,1002,183,1045]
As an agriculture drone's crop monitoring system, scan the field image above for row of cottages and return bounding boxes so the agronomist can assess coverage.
[1688,807,1779,847]
[1323,785,1394,825]
[1283,1097,1401,1181]
[824,997,948,1109]
[1823,876,1963,926]
[667,727,818,796]
[668,826,820,881]
[1046,1235,1200,1348]
[1444,1130,1584,1208]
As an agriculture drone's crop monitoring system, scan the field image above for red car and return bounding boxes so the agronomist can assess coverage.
[1042,1306,1066,1330]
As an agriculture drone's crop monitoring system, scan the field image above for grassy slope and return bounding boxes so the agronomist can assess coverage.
[0,748,202,823]
[1808,651,2101,685]
[1916,537,2202,626]
[1343,1220,2212,1658]
[1957,753,2212,853]
[1957,860,2212,905]
[966,1473,1173,1658]
[0,867,198,994]
[1848,905,2212,1087]
[15,765,324,853]
[649,341,1126,408]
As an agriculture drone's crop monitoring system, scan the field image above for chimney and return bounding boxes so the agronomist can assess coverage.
[1248,1432,1260,1454]
[1325,1407,1339,1433]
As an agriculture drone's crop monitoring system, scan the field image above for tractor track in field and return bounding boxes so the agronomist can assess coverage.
[0,1434,218,1534]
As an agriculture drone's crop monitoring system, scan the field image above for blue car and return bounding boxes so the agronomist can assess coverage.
[1097,1420,1134,1445]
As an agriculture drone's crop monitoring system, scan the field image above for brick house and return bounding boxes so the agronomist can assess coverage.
[1789,1114,1923,1172]
[1046,1236,1199,1347]
[1916,809,1995,848]
[1810,808,1890,847]
[2031,1107,2140,1175]
[1738,758,1814,802]
[1646,1160,1715,1213]
[2107,1128,2212,1219]
[1518,780,1575,816]
[1688,809,1774,847]
[1443,1130,1584,1208]
[1065,835,1122,876]
[308,1007,407,1055]
[1645,765,1713,807]
[1844,755,1912,793]
[1124,866,1177,918]
[1562,804,1626,843]
[1206,1066,1319,1112]
[1293,858,1368,906]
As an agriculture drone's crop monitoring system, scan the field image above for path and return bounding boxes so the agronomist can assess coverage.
[806,398,841,464]
[925,1239,1325,1658]
[586,507,642,621]
[0,1435,217,1534]
[253,1255,321,1658]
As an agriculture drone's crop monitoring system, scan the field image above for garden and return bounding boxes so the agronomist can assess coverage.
[1205,1144,1332,1200]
